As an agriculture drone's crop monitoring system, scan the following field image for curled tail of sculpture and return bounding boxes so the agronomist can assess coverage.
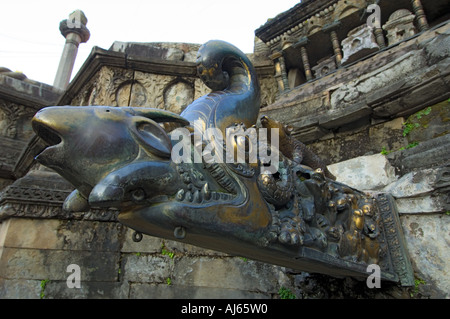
[181,40,261,134]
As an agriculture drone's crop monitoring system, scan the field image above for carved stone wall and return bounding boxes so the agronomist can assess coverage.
[70,66,211,112]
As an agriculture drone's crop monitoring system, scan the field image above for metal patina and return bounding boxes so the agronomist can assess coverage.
[31,40,413,285]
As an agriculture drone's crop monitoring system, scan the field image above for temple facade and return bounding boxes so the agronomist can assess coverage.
[0,0,449,298]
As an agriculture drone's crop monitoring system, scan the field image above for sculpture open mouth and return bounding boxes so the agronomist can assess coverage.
[31,119,64,165]
[32,121,62,148]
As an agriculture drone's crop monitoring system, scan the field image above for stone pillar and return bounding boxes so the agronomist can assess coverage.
[411,0,429,32]
[373,27,386,49]
[53,10,90,90]
[330,30,343,66]
[294,37,313,81]
[323,22,343,67]
[300,47,313,81]
[270,51,290,93]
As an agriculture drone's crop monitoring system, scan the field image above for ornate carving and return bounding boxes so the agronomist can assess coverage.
[383,9,418,46]
[0,185,118,222]
[259,76,278,107]
[0,100,36,139]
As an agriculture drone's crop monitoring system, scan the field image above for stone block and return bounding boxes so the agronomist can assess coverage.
[121,228,164,253]
[293,126,330,144]
[387,134,450,174]
[383,9,417,46]
[424,28,450,65]
[43,280,130,299]
[173,256,291,293]
[402,100,450,144]
[312,56,336,78]
[328,153,397,190]
[163,239,230,257]
[341,25,380,65]
[129,283,271,299]
[368,117,405,153]
[0,278,41,299]
[0,247,120,281]
[0,218,124,252]
[122,254,173,283]
[401,214,450,298]
[383,168,442,198]
[395,195,447,214]
[400,78,449,113]
[319,102,372,130]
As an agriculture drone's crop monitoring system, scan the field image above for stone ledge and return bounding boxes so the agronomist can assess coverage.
[387,134,450,175]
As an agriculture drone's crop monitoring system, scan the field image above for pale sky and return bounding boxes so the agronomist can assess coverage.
[1,0,300,86]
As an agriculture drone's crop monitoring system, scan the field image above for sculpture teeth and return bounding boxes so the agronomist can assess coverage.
[178,187,234,204]
[202,183,211,200]
[176,189,185,201]
[193,190,202,203]
[219,193,233,200]
[185,191,193,202]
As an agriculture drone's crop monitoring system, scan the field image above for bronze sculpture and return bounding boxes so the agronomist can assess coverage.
[31,40,413,285]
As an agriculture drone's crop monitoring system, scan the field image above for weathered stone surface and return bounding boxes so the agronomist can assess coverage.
[312,56,336,78]
[341,25,380,65]
[109,41,201,62]
[328,153,397,190]
[43,280,130,299]
[164,80,194,114]
[330,51,427,109]
[129,283,271,299]
[395,195,447,214]
[319,102,372,129]
[423,27,450,65]
[0,247,119,281]
[0,278,42,299]
[383,168,441,199]
[403,100,450,144]
[382,164,450,214]
[400,77,448,112]
[293,126,330,144]
[387,134,450,174]
[121,228,228,256]
[401,214,450,298]
[383,9,417,46]
[163,239,230,257]
[122,254,173,283]
[173,257,292,293]
[0,218,124,251]
[121,229,164,254]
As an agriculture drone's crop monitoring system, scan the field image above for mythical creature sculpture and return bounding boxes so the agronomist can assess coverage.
[31,40,412,284]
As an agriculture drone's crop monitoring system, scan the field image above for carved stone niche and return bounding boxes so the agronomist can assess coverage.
[312,55,336,78]
[383,9,417,46]
[164,81,194,114]
[341,25,380,65]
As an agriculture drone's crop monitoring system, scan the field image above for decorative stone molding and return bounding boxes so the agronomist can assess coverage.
[312,55,337,78]
[341,25,380,65]
[383,9,417,46]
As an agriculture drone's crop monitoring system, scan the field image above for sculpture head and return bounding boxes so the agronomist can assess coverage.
[32,105,189,200]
